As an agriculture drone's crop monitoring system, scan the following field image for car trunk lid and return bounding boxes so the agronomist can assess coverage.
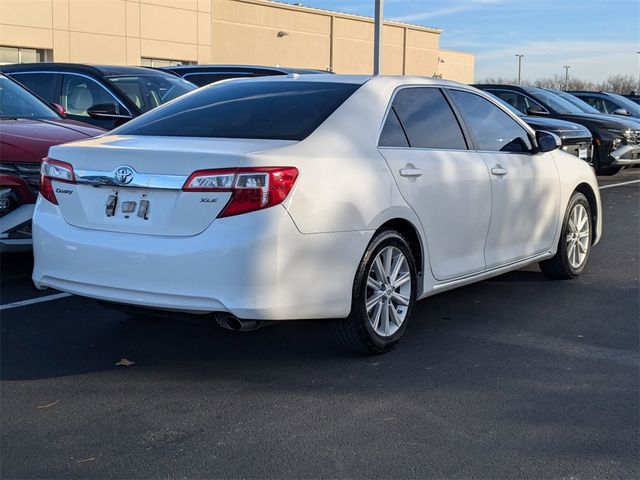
[47,135,295,236]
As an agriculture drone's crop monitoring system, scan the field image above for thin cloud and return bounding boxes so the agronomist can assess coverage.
[390,0,505,22]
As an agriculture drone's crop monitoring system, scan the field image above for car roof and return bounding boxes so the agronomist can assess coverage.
[210,74,473,89]
[473,83,528,91]
[161,64,330,75]
[0,63,168,77]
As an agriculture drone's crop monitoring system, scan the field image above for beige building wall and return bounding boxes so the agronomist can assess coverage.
[0,0,475,82]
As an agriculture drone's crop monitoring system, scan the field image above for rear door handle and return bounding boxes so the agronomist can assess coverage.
[399,167,423,177]
[491,165,508,176]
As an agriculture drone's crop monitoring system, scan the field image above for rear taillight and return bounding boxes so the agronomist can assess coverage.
[40,157,76,205]
[182,167,299,217]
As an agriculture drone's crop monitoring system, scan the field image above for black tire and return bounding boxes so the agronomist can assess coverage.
[593,146,621,176]
[539,192,592,280]
[336,230,418,354]
[595,166,622,176]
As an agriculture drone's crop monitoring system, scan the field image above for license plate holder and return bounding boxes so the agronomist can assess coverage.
[578,147,588,160]
[105,191,150,220]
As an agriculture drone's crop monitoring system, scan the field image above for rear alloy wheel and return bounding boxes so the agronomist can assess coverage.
[540,192,592,279]
[336,230,417,354]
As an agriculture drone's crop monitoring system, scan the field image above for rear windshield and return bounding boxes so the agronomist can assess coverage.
[113,80,361,140]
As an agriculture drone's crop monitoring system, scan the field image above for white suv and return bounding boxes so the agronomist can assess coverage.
[33,75,601,353]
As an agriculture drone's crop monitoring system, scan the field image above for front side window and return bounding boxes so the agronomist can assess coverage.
[487,89,545,115]
[385,87,467,150]
[114,80,361,141]
[107,75,196,112]
[606,93,640,116]
[587,97,617,114]
[0,76,58,119]
[449,89,532,153]
[61,75,122,117]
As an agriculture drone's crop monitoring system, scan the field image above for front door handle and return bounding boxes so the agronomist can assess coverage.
[491,165,508,176]
[399,167,423,177]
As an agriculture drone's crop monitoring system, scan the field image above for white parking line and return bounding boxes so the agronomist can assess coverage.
[0,292,72,311]
[599,179,640,190]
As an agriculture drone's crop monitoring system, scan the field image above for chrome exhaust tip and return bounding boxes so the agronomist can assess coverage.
[215,313,262,332]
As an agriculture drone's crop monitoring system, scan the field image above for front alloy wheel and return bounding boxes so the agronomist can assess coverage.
[336,230,417,354]
[565,203,590,270]
[540,191,592,279]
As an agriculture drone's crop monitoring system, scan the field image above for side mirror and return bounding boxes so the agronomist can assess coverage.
[50,102,66,118]
[536,130,562,153]
[525,105,549,116]
[612,108,630,116]
[87,103,132,120]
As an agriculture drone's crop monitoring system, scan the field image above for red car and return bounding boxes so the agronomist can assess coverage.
[0,74,104,252]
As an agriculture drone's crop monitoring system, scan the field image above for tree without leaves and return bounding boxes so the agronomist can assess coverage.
[478,74,637,94]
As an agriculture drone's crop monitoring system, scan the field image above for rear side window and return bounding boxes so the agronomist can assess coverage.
[387,87,467,150]
[10,72,57,102]
[449,90,532,153]
[114,80,360,140]
[379,108,409,147]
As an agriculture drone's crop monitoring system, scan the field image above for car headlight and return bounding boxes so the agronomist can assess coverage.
[612,137,623,150]
[623,129,639,145]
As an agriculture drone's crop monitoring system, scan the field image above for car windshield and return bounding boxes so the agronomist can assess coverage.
[550,90,601,114]
[113,80,361,140]
[0,76,59,119]
[605,93,640,116]
[107,74,196,113]
[529,88,585,114]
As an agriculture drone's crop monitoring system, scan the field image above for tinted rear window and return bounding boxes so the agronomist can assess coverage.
[114,80,361,140]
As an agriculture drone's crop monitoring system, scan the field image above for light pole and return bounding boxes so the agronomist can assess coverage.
[636,51,640,94]
[515,54,524,85]
[373,0,383,75]
[563,65,570,90]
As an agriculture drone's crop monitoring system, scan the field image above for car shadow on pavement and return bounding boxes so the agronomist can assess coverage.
[1,264,576,383]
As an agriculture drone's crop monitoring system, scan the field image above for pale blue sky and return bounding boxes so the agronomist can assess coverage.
[283,0,640,82]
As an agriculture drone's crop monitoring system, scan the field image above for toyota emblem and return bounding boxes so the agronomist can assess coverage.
[114,166,135,185]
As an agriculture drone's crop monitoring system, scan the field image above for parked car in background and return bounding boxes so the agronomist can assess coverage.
[569,91,640,119]
[32,76,601,353]
[542,89,640,128]
[160,64,330,87]
[493,96,592,161]
[624,94,640,105]
[0,64,196,130]
[474,84,640,175]
[0,74,104,252]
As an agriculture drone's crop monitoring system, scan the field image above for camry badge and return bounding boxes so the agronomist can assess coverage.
[114,166,135,185]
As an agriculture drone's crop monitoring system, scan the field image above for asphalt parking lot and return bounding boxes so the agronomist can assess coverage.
[1,170,638,480]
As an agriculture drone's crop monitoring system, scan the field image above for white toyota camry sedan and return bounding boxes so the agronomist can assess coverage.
[33,75,601,353]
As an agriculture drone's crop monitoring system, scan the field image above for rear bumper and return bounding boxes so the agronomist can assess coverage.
[32,199,369,320]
